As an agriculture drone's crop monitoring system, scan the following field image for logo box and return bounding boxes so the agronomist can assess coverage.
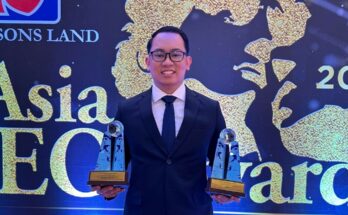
[0,0,60,24]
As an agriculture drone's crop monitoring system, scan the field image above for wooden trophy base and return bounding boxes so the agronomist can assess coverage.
[207,178,245,197]
[88,171,128,186]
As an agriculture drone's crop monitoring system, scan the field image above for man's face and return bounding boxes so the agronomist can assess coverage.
[146,32,192,94]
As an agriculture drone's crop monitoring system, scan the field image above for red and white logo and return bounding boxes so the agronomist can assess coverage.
[0,0,44,16]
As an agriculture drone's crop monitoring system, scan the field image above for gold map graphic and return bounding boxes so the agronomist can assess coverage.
[272,81,348,163]
[111,0,347,161]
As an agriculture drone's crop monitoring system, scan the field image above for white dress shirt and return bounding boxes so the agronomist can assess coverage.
[152,83,186,136]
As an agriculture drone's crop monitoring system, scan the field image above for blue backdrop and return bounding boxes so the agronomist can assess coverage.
[0,0,347,214]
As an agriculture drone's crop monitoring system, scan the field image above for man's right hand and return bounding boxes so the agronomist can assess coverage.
[91,185,125,199]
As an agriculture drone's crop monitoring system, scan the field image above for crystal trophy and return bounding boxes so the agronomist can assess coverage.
[88,120,128,186]
[207,128,245,197]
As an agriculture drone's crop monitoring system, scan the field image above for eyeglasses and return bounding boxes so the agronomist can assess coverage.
[150,50,186,62]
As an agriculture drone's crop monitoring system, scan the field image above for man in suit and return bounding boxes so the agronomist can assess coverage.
[93,26,238,215]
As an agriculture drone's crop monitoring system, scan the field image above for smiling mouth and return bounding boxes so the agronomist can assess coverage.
[161,70,175,75]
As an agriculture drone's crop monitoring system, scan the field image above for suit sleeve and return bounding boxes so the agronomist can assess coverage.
[207,101,226,166]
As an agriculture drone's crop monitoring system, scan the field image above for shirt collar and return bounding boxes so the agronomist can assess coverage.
[152,82,186,103]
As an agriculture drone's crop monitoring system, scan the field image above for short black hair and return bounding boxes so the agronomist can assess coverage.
[146,26,190,54]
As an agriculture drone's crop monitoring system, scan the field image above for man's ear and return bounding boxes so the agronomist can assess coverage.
[186,55,192,71]
[145,55,150,68]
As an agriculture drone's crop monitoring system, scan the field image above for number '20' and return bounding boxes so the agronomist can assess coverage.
[316,65,348,90]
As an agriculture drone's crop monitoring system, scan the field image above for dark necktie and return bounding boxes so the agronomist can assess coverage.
[161,95,176,151]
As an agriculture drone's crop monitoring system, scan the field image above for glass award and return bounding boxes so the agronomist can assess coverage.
[88,120,128,186]
[208,128,245,197]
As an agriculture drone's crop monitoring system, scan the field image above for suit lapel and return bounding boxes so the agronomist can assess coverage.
[170,87,199,155]
[139,89,168,154]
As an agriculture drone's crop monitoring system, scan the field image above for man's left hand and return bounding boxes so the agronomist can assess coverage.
[211,194,240,204]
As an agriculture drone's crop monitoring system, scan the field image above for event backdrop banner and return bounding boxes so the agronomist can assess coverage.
[0,0,347,214]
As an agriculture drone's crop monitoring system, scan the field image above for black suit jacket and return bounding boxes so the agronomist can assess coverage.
[115,86,226,215]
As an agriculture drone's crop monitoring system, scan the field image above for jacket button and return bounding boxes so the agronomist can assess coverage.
[166,159,172,165]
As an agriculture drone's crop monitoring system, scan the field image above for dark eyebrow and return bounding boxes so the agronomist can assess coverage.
[151,49,165,52]
[151,48,184,52]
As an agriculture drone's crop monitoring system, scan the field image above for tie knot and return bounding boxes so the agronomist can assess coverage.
[161,95,176,104]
